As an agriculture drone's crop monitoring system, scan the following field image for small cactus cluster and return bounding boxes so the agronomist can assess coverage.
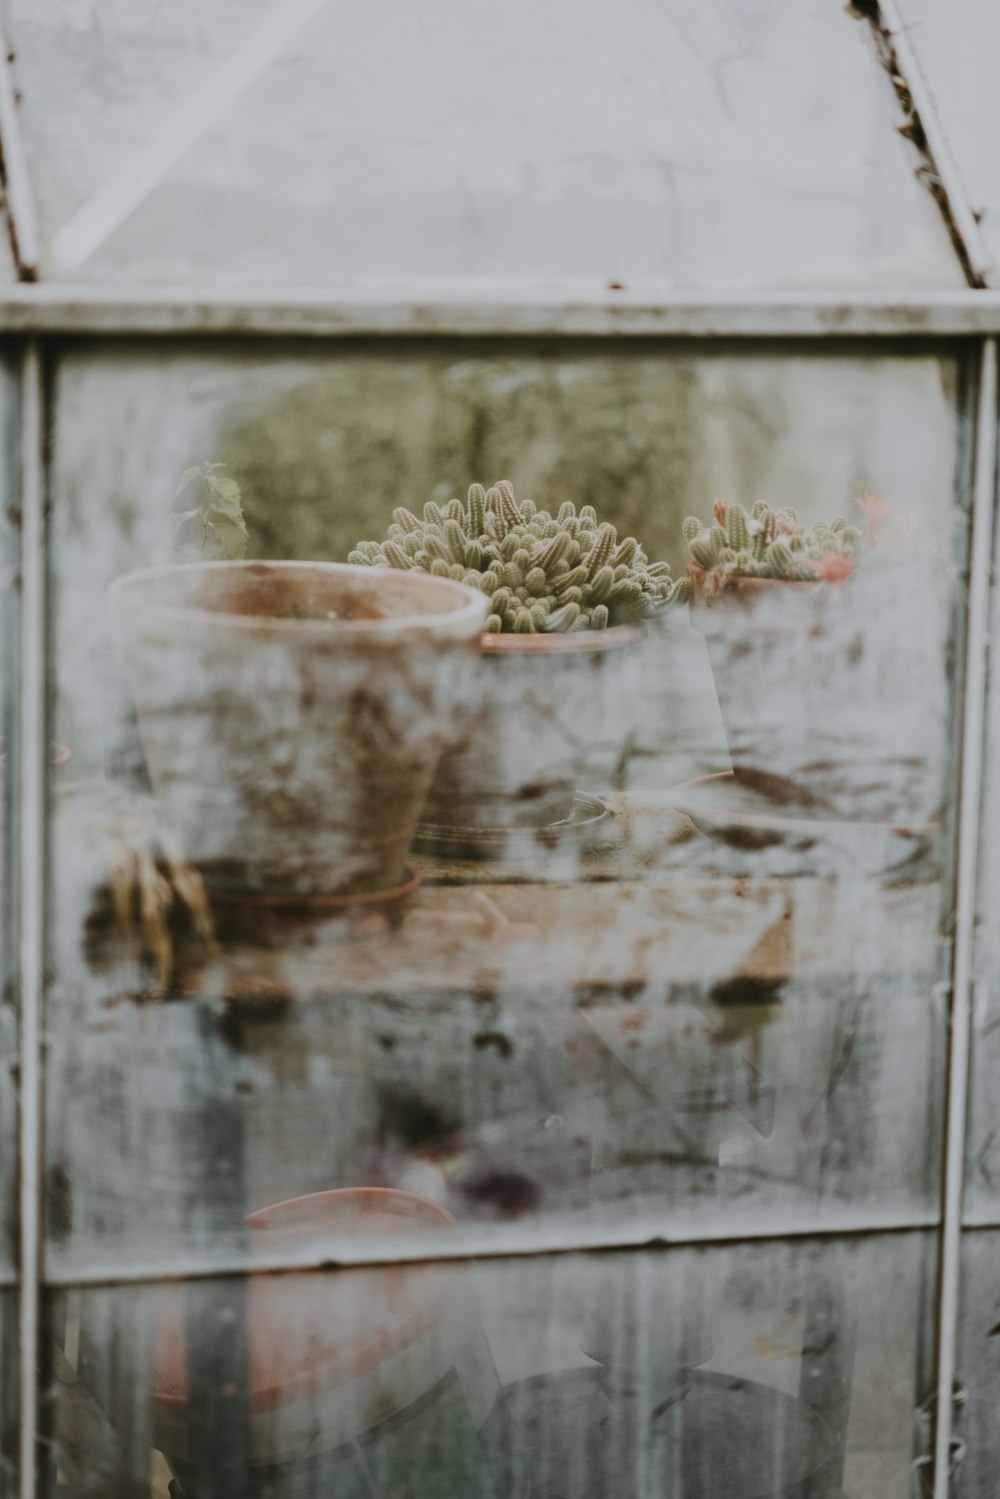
[683,500,863,587]
[349,481,691,632]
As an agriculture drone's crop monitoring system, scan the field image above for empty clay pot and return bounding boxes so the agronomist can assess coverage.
[109,562,487,895]
[153,1189,521,1494]
[423,624,643,830]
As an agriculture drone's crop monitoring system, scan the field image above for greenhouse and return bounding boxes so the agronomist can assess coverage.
[2,1,1000,1495]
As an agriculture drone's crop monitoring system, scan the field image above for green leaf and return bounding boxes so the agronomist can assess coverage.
[206,518,248,560]
[204,474,244,518]
[171,507,202,537]
[206,502,248,536]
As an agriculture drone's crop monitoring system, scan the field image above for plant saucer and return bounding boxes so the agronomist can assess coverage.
[205,868,421,947]
[414,792,612,863]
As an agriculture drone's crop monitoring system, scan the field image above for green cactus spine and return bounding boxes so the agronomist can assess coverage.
[683,499,862,586]
[726,505,750,552]
[393,507,421,533]
[350,480,678,632]
[381,540,411,570]
[467,483,487,535]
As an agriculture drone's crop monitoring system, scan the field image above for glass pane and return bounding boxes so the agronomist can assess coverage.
[6,0,964,286]
[47,1231,935,1498]
[44,340,965,1280]
[895,0,1000,281]
[956,1230,1000,1498]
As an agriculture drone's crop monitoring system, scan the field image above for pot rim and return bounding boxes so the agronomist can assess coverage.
[154,1189,457,1414]
[108,560,488,637]
[480,622,643,654]
[689,571,845,611]
[243,1185,456,1233]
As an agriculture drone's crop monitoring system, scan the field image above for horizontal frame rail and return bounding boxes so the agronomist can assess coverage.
[29,1205,944,1292]
[2,284,1000,338]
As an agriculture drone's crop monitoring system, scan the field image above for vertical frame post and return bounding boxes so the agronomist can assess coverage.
[933,337,998,1497]
[17,340,44,1499]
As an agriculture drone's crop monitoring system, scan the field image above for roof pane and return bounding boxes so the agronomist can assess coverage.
[6,0,963,287]
[895,0,1000,281]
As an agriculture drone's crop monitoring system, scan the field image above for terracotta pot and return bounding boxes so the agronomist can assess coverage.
[423,624,643,830]
[690,562,945,826]
[153,1189,520,1492]
[108,562,487,896]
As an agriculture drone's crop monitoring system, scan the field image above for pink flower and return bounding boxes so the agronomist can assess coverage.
[855,491,912,543]
[713,499,728,526]
[814,551,854,582]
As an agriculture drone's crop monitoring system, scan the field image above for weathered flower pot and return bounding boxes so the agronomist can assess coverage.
[422,624,643,830]
[109,562,487,895]
[153,1189,525,1496]
[690,560,945,826]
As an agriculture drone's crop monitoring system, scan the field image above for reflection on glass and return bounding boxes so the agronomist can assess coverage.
[955,1231,1000,1498]
[6,1,963,285]
[49,1234,932,1498]
[43,344,961,1276]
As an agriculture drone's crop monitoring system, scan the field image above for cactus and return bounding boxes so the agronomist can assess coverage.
[682,499,862,588]
[350,481,680,632]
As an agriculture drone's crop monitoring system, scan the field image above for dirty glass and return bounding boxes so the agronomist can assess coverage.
[894,0,1000,281]
[41,339,967,1289]
[954,1231,1000,1498]
[46,1232,935,1498]
[5,0,963,287]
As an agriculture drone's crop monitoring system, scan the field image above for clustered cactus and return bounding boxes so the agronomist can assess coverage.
[349,481,691,632]
[683,500,863,586]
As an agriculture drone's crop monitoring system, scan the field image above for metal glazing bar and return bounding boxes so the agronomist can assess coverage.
[2,284,1000,337]
[933,337,998,1499]
[17,341,45,1499]
[0,31,40,279]
[875,0,993,288]
[30,1204,942,1292]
